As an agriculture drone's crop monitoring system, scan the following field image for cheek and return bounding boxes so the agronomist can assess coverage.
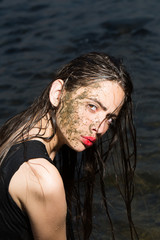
[56,101,81,135]
[56,99,95,139]
[57,100,77,124]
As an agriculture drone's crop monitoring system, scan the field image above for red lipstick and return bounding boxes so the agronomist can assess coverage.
[81,136,96,146]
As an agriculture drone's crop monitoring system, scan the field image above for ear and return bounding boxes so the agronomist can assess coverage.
[49,79,64,107]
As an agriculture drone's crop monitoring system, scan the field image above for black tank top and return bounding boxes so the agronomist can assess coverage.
[0,140,52,240]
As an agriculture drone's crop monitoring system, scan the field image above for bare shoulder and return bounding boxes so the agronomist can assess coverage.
[9,158,67,240]
[27,158,65,197]
[10,158,66,205]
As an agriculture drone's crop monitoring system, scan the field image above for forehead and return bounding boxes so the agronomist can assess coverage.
[68,81,125,108]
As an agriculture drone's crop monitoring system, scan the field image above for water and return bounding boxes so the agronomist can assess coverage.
[0,0,160,239]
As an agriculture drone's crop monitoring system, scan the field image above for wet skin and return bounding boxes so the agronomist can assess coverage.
[55,81,125,152]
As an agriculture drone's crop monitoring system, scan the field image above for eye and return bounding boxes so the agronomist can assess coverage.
[107,117,115,126]
[88,104,97,112]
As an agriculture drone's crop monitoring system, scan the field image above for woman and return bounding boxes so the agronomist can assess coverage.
[0,52,138,240]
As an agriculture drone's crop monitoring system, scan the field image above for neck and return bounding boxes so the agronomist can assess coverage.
[28,115,64,160]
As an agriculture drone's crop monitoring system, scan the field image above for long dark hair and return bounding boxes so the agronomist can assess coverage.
[0,52,138,239]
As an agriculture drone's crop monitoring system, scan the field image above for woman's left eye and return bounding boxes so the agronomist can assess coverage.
[107,118,114,125]
[88,104,97,112]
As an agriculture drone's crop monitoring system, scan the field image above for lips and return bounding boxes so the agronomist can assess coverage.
[81,136,96,146]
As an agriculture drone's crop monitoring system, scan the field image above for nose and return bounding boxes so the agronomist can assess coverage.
[91,118,109,137]
[97,119,109,136]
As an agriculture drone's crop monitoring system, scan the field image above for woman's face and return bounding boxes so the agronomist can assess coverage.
[56,80,125,152]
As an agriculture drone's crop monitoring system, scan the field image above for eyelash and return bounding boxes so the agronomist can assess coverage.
[88,104,98,112]
[107,117,116,126]
[87,104,116,126]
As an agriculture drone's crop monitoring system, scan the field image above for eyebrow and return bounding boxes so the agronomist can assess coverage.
[87,98,107,111]
[87,97,123,118]
[106,112,118,119]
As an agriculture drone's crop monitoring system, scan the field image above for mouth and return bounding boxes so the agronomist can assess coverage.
[81,136,96,147]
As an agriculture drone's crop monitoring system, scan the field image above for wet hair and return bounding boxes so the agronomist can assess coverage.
[0,52,138,239]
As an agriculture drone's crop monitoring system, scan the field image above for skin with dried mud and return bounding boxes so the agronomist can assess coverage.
[56,81,124,152]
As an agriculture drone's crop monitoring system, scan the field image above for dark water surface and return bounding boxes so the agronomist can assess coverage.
[0,0,160,239]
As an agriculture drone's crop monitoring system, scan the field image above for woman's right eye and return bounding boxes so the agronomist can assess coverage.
[88,104,97,112]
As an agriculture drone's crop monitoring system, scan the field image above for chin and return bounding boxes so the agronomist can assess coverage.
[70,145,86,153]
[66,141,86,152]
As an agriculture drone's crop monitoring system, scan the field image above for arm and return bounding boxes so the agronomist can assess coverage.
[9,158,67,240]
